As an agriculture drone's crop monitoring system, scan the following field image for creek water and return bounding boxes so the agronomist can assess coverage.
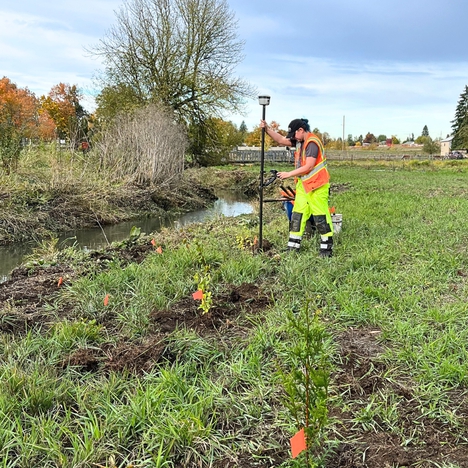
[0,192,254,283]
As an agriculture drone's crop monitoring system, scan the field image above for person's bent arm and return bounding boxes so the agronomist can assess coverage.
[260,120,293,146]
[277,156,316,180]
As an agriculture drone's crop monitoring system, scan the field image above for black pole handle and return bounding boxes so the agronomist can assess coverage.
[258,105,267,252]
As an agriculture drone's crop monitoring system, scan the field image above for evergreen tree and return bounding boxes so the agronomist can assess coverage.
[451,85,468,149]
[239,120,248,135]
[422,125,429,137]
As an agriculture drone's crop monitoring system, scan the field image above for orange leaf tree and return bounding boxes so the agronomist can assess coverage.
[40,83,89,146]
[0,77,44,172]
[244,121,286,149]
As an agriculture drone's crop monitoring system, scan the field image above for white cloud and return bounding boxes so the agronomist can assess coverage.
[1,0,467,139]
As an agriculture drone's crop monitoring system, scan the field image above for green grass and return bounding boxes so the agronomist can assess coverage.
[1,161,468,466]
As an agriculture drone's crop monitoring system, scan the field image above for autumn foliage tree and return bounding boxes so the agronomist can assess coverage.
[40,83,89,146]
[245,121,286,149]
[0,77,54,172]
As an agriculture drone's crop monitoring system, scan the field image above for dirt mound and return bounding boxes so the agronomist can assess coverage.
[62,334,166,375]
[328,327,468,467]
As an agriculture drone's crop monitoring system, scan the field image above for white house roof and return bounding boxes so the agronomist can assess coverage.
[441,136,454,143]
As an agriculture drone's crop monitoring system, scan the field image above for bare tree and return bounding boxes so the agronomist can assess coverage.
[91,0,253,124]
[95,104,187,186]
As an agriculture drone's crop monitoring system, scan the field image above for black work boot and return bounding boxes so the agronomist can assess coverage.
[319,236,333,258]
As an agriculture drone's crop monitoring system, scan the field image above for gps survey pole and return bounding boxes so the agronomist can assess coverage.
[258,95,271,252]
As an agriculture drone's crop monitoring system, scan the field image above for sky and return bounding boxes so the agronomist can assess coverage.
[2,0,468,141]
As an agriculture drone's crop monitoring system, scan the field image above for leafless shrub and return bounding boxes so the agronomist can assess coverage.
[95,104,187,186]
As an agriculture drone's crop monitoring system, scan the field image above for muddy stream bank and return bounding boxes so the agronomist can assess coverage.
[0,191,254,283]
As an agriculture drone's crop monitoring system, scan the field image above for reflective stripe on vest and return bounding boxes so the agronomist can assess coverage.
[301,159,327,183]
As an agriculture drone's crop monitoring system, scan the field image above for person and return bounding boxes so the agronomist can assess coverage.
[260,118,334,257]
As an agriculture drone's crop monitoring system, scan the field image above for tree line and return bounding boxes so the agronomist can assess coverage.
[2,0,467,180]
[0,78,90,173]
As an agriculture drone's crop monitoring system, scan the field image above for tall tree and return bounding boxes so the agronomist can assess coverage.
[91,0,252,138]
[421,125,429,137]
[377,134,387,142]
[40,83,89,146]
[455,123,468,150]
[451,85,468,150]
[95,83,142,123]
[188,118,243,166]
[311,128,331,146]
[244,121,285,149]
[239,120,248,142]
[0,77,54,172]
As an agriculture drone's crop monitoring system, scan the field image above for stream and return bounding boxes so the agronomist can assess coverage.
[0,192,254,283]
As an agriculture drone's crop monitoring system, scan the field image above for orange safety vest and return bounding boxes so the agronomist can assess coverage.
[294,132,329,193]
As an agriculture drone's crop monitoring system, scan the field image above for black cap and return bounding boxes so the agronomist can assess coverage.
[286,119,306,139]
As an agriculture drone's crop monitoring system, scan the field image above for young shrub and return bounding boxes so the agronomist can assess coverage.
[278,300,331,467]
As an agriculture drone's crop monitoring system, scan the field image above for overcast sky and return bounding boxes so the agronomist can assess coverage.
[2,0,467,140]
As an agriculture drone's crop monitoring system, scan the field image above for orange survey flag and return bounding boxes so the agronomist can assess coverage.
[57,277,63,287]
[290,428,307,458]
[156,246,163,254]
[151,239,156,246]
[104,294,109,306]
[192,290,204,300]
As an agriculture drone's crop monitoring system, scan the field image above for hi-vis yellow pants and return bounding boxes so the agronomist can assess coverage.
[287,180,333,251]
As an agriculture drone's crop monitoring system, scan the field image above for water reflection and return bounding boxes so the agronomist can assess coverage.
[0,193,254,282]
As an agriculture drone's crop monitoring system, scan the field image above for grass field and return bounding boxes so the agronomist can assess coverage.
[1,161,468,467]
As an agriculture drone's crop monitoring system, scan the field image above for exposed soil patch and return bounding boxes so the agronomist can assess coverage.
[60,283,272,376]
[328,327,468,467]
[90,242,155,266]
[150,282,270,336]
[0,264,76,332]
[63,334,167,375]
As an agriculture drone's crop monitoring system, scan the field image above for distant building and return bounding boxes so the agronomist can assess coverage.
[440,136,454,156]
